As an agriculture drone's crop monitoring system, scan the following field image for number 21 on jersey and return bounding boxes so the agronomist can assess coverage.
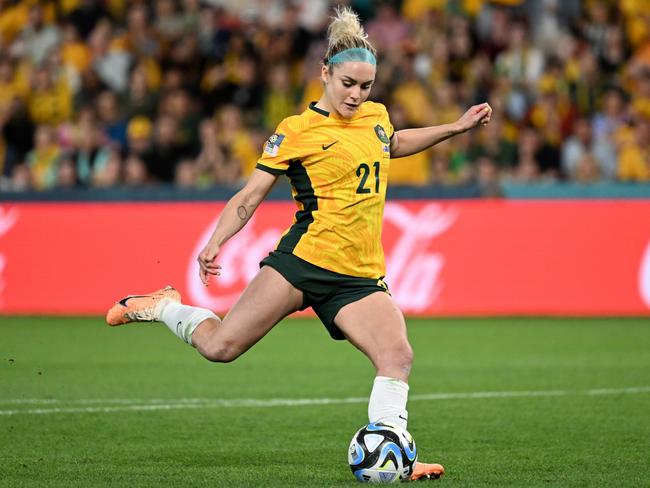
[356,162,380,194]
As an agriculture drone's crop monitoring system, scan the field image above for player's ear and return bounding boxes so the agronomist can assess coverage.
[321,64,330,84]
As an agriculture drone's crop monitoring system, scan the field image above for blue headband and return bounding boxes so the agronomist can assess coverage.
[328,47,376,66]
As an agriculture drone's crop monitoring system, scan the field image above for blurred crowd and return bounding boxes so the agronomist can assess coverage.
[1,0,650,195]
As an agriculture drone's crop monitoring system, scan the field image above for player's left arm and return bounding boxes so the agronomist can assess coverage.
[390,103,492,158]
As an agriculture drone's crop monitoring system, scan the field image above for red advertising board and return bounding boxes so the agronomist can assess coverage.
[1,200,649,315]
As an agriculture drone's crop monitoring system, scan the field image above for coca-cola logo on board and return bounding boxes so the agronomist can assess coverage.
[186,202,457,313]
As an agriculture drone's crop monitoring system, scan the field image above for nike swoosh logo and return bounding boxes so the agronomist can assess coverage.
[322,141,338,150]
[118,295,151,307]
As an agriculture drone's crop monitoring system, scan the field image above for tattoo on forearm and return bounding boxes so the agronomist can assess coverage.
[237,205,248,220]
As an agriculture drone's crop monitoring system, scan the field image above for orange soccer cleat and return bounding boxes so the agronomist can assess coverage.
[410,461,445,481]
[106,286,181,326]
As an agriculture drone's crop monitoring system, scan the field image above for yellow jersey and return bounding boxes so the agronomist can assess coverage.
[257,101,394,279]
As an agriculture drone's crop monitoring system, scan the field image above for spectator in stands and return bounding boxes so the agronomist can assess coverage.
[569,48,602,116]
[391,55,435,127]
[629,67,650,121]
[531,0,566,57]
[225,55,264,123]
[495,20,544,92]
[475,4,511,62]
[561,116,613,180]
[513,126,543,182]
[525,84,563,177]
[124,64,159,120]
[618,116,650,181]
[9,161,31,191]
[573,153,601,183]
[179,0,201,35]
[59,22,91,92]
[214,104,258,179]
[71,117,111,185]
[143,114,189,182]
[27,63,73,126]
[194,118,234,187]
[474,155,503,197]
[168,33,203,88]
[0,56,22,114]
[161,88,200,153]
[174,157,198,188]
[599,23,629,77]
[154,0,186,42]
[581,0,612,61]
[119,3,161,59]
[430,153,456,186]
[0,56,20,178]
[366,1,410,54]
[468,114,518,171]
[592,85,629,141]
[262,64,296,133]
[91,148,121,188]
[96,89,126,149]
[56,154,78,189]
[123,154,149,187]
[26,124,60,190]
[126,115,154,160]
[87,19,131,94]
[447,15,476,85]
[11,3,60,66]
[386,103,432,186]
[1,96,34,181]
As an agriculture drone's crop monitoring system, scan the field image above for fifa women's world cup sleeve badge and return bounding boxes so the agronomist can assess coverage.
[264,133,285,157]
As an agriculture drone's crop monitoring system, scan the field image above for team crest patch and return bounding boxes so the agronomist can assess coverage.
[264,133,285,156]
[374,124,390,144]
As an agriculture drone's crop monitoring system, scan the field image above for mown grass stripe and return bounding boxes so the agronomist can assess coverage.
[1,386,648,416]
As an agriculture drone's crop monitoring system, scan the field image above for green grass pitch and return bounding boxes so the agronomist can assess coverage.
[1,316,649,487]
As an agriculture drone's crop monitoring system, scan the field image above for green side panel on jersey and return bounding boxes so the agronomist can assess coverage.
[277,160,317,252]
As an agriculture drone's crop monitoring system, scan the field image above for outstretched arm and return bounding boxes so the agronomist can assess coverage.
[197,168,278,285]
[390,103,492,158]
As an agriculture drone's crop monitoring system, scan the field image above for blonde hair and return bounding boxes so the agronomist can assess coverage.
[324,6,376,65]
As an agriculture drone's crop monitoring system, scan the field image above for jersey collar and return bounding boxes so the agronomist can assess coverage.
[309,101,363,122]
[309,101,330,117]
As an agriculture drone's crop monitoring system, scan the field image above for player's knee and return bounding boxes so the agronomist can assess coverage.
[201,340,243,363]
[389,342,413,372]
[376,341,413,372]
[397,342,414,370]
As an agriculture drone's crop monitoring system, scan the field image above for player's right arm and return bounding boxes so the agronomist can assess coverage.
[198,168,278,285]
[198,117,301,285]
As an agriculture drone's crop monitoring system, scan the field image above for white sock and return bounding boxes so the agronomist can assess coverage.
[368,376,409,430]
[158,301,219,346]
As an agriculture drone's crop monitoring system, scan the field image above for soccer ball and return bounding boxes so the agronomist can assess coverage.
[348,421,417,483]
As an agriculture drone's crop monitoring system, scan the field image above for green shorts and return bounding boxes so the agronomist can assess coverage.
[260,251,390,340]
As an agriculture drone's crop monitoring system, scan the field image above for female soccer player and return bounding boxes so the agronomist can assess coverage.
[107,6,491,481]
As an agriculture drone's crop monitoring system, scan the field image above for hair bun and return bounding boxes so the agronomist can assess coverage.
[326,6,376,64]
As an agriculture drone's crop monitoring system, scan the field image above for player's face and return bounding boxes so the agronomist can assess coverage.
[322,62,375,118]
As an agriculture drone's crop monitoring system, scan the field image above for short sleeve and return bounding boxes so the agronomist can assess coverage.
[256,117,303,175]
